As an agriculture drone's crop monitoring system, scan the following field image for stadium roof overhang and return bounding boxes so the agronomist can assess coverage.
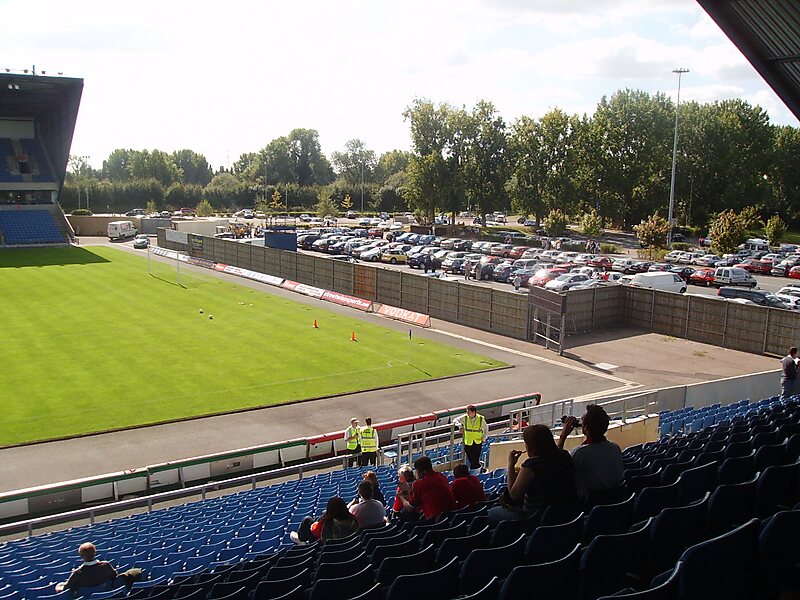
[697,0,800,122]
[0,73,83,188]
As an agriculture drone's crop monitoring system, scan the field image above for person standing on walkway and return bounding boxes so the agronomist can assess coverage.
[781,347,798,398]
[359,417,378,466]
[455,404,489,471]
[344,417,361,467]
[464,259,472,280]
[513,274,522,291]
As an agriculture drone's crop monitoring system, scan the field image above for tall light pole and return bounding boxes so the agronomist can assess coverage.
[667,68,689,246]
[360,159,365,214]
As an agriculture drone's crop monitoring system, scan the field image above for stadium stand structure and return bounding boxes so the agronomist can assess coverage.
[0,395,796,600]
[0,71,83,246]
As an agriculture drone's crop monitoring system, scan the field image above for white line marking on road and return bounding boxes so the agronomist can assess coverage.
[430,328,638,388]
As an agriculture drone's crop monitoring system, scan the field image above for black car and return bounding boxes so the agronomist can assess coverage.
[407,252,430,269]
[669,265,695,281]
[627,261,654,274]
[298,234,321,249]
[493,264,514,283]
[421,254,442,272]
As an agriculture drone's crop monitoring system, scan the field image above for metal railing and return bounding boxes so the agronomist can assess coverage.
[0,454,354,540]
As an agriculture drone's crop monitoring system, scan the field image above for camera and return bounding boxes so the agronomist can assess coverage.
[561,415,582,429]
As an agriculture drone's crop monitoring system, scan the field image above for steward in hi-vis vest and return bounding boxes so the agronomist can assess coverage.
[359,417,378,466]
[344,417,361,466]
[458,405,488,470]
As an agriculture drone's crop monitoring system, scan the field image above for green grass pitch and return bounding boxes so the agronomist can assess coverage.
[0,246,506,446]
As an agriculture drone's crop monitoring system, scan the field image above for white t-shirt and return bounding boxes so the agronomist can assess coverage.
[571,440,624,501]
[349,499,386,529]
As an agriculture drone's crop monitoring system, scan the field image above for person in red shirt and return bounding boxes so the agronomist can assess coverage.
[450,463,487,509]
[399,456,456,520]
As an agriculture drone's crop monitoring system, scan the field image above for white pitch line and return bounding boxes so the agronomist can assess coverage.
[430,328,639,388]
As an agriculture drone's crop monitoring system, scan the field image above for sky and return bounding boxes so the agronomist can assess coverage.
[2,0,798,172]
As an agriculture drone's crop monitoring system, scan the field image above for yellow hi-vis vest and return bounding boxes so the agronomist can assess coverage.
[360,426,378,452]
[345,426,360,450]
[463,414,485,446]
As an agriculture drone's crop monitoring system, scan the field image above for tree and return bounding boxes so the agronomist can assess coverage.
[634,212,670,250]
[462,100,508,220]
[708,210,746,255]
[195,199,214,217]
[765,214,787,246]
[102,149,134,182]
[315,194,338,218]
[172,149,213,186]
[542,209,569,237]
[146,199,157,214]
[739,205,764,231]
[580,210,604,238]
[129,149,182,186]
[375,150,411,184]
[341,194,353,211]
[331,139,378,187]
[575,90,673,228]
[270,190,285,212]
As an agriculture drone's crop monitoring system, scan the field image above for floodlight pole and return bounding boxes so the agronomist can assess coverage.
[360,159,365,214]
[667,68,689,247]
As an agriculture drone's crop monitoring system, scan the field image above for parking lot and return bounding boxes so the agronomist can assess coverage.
[289,225,800,307]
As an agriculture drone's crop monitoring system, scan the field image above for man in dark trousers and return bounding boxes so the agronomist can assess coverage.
[781,347,798,398]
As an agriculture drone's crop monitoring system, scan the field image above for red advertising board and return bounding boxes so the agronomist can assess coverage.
[376,304,432,328]
[321,290,373,311]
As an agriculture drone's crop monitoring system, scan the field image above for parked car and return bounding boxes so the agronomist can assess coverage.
[689,268,715,287]
[512,268,539,288]
[647,263,671,272]
[612,259,636,272]
[493,262,516,283]
[530,267,569,287]
[491,244,516,258]
[669,265,695,281]
[713,267,757,288]
[628,272,687,294]
[790,266,800,279]
[381,248,408,264]
[598,271,625,283]
[587,256,613,271]
[771,257,800,277]
[545,273,590,291]
[775,294,800,311]
[694,254,722,267]
[717,287,789,308]
[471,256,504,280]
[628,261,654,274]
[664,250,683,263]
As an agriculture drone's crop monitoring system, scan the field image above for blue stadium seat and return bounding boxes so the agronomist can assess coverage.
[582,493,634,541]
[307,564,374,600]
[596,563,681,599]
[385,556,460,600]
[706,474,758,536]
[524,511,583,566]
[677,518,759,600]
[579,521,649,600]
[758,510,800,600]
[375,544,434,586]
[459,534,526,595]
[434,525,490,567]
[500,544,580,600]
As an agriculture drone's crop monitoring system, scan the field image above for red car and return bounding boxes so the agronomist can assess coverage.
[689,268,715,287]
[530,267,568,287]
[367,228,384,239]
[509,246,530,259]
[587,256,613,271]
[789,266,800,279]
[735,258,766,273]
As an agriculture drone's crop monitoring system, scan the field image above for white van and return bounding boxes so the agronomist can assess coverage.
[739,238,769,253]
[628,271,687,293]
[713,267,757,288]
[107,220,137,240]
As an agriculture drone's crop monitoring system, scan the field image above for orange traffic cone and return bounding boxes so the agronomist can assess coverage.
[351,331,357,342]
[313,319,318,329]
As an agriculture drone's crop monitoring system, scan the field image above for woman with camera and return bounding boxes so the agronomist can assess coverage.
[488,424,576,524]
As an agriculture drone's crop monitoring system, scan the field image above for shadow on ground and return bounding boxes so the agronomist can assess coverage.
[0,246,110,268]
